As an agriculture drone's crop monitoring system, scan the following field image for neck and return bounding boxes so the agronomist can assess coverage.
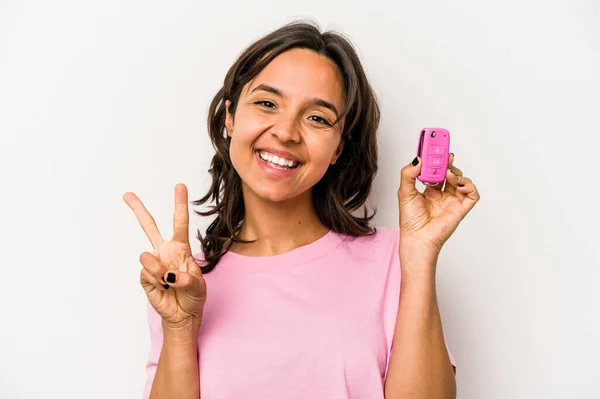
[233,184,329,256]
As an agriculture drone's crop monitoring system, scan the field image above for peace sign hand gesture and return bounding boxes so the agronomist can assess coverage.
[123,184,207,329]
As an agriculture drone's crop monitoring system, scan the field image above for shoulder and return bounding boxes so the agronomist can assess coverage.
[370,226,399,245]
[338,226,399,248]
[334,226,399,261]
[192,250,208,268]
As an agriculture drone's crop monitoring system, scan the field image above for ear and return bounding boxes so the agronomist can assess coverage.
[330,139,345,165]
[225,100,234,137]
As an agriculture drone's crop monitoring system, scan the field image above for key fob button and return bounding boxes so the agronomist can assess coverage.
[430,158,443,167]
[430,145,444,155]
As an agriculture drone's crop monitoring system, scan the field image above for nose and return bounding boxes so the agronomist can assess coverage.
[270,113,301,143]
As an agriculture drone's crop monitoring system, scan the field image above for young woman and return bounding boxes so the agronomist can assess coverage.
[124,21,479,399]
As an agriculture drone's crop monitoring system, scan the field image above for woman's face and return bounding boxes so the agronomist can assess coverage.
[225,48,346,204]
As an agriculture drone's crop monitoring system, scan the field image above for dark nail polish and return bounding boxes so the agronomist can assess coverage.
[411,157,419,166]
[450,152,455,157]
[167,273,176,284]
[163,284,169,289]
[458,184,465,187]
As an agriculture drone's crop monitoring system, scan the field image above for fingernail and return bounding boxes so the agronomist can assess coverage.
[411,157,419,166]
[458,183,465,187]
[450,152,455,157]
[163,284,170,289]
[166,273,176,284]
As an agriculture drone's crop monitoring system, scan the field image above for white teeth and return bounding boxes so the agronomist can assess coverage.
[258,151,298,169]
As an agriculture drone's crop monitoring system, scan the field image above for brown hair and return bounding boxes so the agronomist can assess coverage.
[192,20,380,273]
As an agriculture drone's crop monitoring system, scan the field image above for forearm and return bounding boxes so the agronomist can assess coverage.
[384,262,456,399]
[149,320,201,399]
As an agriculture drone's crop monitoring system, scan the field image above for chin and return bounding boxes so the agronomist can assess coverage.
[253,186,297,203]
[243,180,309,204]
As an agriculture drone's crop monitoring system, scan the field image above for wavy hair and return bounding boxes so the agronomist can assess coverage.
[192,20,380,273]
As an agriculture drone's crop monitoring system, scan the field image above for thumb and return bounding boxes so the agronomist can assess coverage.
[398,157,421,198]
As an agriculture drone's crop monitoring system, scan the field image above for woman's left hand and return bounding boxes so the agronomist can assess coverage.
[397,153,480,266]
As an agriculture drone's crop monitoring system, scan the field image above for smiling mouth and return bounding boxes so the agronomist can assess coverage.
[256,150,301,170]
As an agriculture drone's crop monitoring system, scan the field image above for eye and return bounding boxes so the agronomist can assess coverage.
[254,100,276,109]
[308,115,331,126]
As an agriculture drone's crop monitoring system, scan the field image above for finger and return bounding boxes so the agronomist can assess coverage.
[398,157,422,198]
[446,173,475,201]
[139,251,168,285]
[140,268,169,293]
[123,192,164,250]
[172,183,190,244]
[444,159,463,195]
[444,168,456,195]
[449,164,463,177]
[163,270,204,298]
[455,178,480,211]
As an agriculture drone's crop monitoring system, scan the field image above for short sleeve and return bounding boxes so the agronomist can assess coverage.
[445,336,457,375]
[142,301,164,399]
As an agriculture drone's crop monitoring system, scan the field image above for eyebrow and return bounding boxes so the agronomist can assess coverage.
[250,83,339,117]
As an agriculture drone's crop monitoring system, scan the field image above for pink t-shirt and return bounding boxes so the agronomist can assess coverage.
[143,227,456,399]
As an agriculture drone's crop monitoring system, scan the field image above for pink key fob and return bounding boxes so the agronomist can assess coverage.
[416,128,450,185]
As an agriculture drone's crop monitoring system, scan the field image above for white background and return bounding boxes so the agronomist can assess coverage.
[1,0,598,398]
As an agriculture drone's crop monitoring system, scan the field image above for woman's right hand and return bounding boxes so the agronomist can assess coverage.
[123,183,207,328]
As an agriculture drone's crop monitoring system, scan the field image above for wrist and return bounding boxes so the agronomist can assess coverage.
[399,245,438,282]
[163,317,202,343]
[401,268,436,289]
[399,233,439,265]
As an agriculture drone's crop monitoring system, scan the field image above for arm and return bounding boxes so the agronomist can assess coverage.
[388,153,480,398]
[148,319,201,399]
[383,254,456,399]
[143,299,202,399]
[124,185,208,399]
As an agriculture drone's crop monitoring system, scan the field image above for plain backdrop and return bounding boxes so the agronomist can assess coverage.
[1,0,598,398]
